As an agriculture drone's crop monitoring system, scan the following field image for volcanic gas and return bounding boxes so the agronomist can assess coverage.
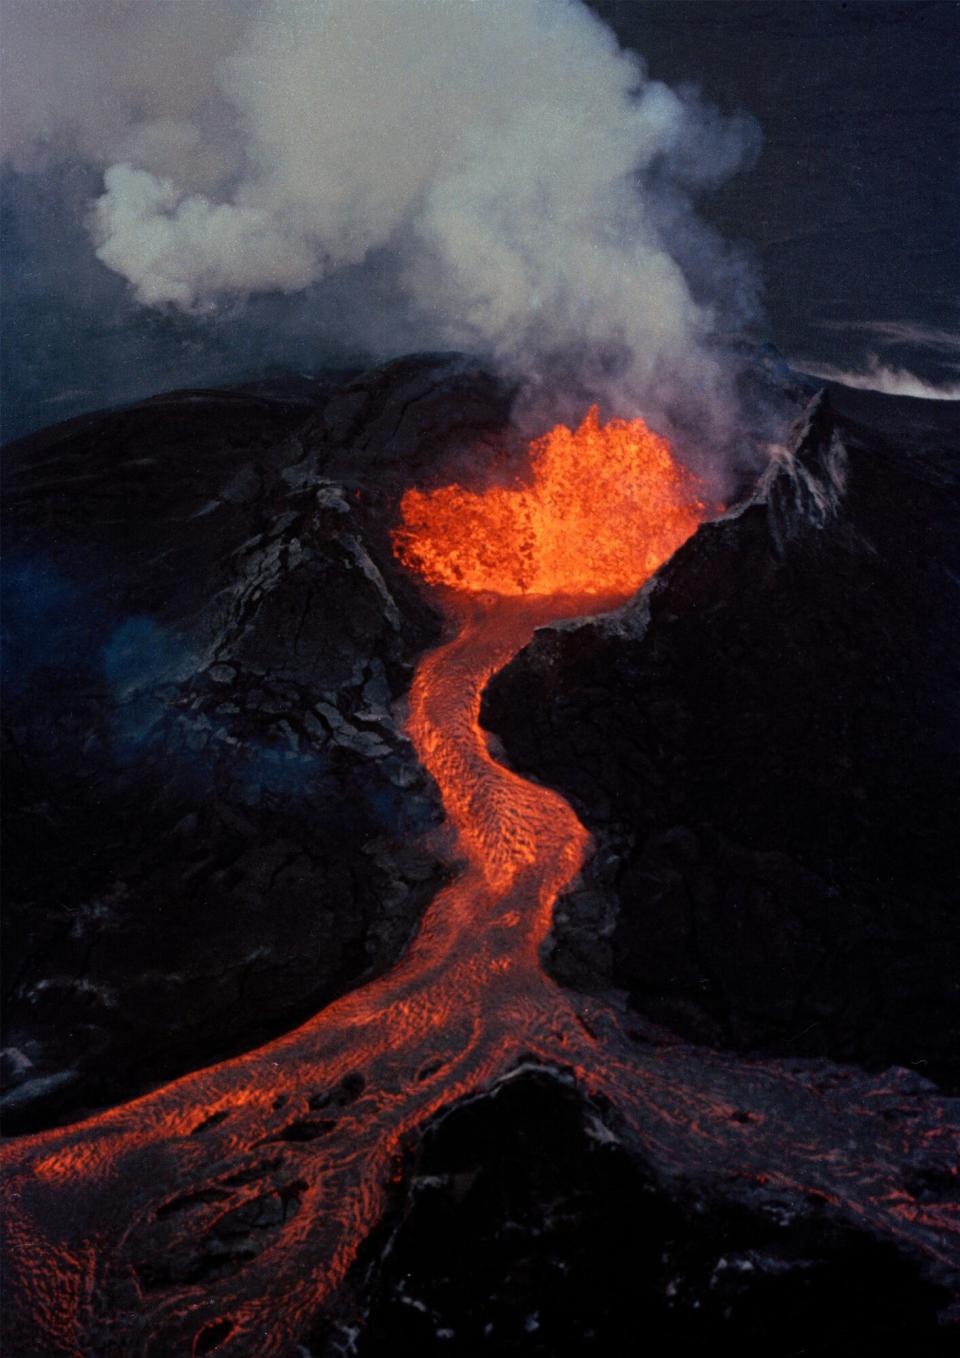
[2,408,957,1358]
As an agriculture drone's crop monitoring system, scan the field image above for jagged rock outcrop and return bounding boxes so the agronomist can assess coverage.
[2,356,513,1129]
[311,1071,956,1357]
[484,388,960,1088]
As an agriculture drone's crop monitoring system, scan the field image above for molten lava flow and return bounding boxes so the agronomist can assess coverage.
[2,412,958,1358]
[397,408,703,902]
[393,405,704,596]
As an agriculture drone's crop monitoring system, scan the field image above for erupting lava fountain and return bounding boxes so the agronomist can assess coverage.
[393,404,706,917]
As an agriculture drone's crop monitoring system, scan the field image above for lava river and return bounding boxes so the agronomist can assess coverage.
[2,411,958,1356]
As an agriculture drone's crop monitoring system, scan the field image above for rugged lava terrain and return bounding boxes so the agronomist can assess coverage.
[486,384,960,1088]
[2,355,958,1353]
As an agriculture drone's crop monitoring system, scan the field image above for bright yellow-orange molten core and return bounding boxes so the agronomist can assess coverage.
[393,406,704,597]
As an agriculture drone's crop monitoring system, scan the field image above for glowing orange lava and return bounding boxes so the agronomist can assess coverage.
[393,405,705,596]
[397,408,704,906]
[2,411,957,1358]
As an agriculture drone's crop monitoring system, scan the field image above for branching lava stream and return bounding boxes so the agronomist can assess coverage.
[3,411,958,1356]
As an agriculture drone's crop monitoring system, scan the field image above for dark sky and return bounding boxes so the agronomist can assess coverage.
[594,1,960,371]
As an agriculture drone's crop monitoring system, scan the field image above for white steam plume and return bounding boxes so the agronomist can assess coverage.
[3,0,762,437]
[793,355,960,401]
[0,1,254,189]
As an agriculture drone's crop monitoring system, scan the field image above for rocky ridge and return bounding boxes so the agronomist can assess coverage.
[485,385,960,1087]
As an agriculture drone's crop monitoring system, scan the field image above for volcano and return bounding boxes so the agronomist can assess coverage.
[2,354,959,1356]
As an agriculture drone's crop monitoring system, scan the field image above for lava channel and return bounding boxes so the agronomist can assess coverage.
[2,409,958,1356]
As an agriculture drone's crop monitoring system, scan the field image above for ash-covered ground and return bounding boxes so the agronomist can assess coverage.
[2,353,958,1350]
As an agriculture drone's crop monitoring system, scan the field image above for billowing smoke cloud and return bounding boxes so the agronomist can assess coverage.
[1,0,253,186]
[3,0,762,443]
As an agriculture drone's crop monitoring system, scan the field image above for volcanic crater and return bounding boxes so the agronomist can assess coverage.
[2,352,958,1356]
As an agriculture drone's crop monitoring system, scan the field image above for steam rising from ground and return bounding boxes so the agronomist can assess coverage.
[796,323,960,400]
[3,0,761,437]
[795,356,960,402]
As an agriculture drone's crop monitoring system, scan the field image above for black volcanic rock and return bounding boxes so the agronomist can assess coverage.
[483,389,960,1088]
[312,1072,955,1357]
[1,355,515,1130]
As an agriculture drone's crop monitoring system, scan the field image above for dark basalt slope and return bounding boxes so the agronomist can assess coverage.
[485,386,960,1089]
[311,1071,956,1357]
[2,355,514,1131]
